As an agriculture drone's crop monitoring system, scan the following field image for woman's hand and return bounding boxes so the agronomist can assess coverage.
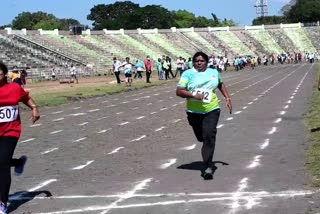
[226,98,232,114]
[193,93,204,100]
[31,107,40,124]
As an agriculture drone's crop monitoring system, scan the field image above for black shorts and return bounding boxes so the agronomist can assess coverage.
[13,78,23,85]
[125,73,132,78]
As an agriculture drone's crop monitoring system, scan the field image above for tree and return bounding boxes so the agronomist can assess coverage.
[285,0,320,23]
[252,16,287,25]
[137,5,175,29]
[173,10,196,28]
[59,19,81,30]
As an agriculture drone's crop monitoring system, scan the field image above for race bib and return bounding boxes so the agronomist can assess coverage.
[192,88,212,103]
[0,105,19,123]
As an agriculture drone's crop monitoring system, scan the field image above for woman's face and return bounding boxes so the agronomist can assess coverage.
[194,56,208,72]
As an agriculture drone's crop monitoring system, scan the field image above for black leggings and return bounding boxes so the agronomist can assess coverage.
[187,109,220,168]
[0,136,20,205]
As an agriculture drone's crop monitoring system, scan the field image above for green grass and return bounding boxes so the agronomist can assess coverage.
[31,79,175,107]
[305,63,320,187]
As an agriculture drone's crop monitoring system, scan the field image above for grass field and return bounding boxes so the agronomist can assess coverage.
[305,64,320,187]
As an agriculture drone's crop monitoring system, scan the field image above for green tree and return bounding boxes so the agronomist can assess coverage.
[252,16,287,25]
[173,10,196,28]
[59,19,81,30]
[285,0,320,23]
[138,5,175,29]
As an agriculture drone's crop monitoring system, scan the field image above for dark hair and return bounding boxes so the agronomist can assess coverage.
[0,62,8,83]
[192,52,209,63]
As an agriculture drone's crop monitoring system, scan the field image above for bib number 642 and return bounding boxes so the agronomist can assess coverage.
[192,89,212,103]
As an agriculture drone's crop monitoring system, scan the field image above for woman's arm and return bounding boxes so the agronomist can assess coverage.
[218,83,232,114]
[176,87,203,100]
[23,97,40,123]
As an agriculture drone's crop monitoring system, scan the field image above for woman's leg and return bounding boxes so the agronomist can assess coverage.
[0,136,19,206]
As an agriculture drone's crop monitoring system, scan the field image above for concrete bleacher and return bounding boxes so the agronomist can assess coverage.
[1,23,318,81]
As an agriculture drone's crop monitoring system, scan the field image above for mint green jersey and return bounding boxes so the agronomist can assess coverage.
[177,68,222,113]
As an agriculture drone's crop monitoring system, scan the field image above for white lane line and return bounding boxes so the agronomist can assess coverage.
[136,116,145,120]
[78,122,88,126]
[49,130,63,135]
[116,112,123,115]
[274,118,282,124]
[143,96,151,99]
[242,106,248,110]
[28,179,58,192]
[280,111,286,115]
[147,103,153,106]
[97,116,108,121]
[287,100,292,104]
[268,127,277,135]
[133,98,141,101]
[160,107,168,111]
[284,105,289,109]
[106,104,116,108]
[119,122,129,126]
[72,160,94,170]
[121,101,129,104]
[99,178,153,214]
[30,123,42,127]
[154,93,160,96]
[72,107,81,109]
[160,159,177,169]
[97,128,112,134]
[51,111,63,115]
[131,107,138,110]
[150,112,158,115]
[217,124,224,129]
[172,104,178,107]
[41,148,58,155]
[290,96,294,99]
[253,98,259,101]
[260,139,269,150]
[172,119,182,123]
[226,117,233,121]
[248,102,253,105]
[158,100,163,102]
[234,111,242,115]
[131,135,146,142]
[21,138,35,143]
[180,144,196,150]
[155,126,166,132]
[69,113,86,116]
[292,93,296,95]
[52,118,64,122]
[102,100,109,103]
[247,156,262,169]
[108,147,125,155]
[230,178,250,211]
[88,109,100,113]
[72,137,87,143]
[179,101,184,104]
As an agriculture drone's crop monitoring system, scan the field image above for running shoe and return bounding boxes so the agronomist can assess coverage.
[15,155,28,176]
[0,202,7,214]
[202,167,213,180]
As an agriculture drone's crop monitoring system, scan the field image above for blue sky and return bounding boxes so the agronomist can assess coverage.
[1,0,290,27]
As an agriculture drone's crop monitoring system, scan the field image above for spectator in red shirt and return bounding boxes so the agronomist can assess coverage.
[144,56,152,83]
[0,62,40,214]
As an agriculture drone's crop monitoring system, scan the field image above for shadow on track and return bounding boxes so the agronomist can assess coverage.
[177,161,229,178]
[8,190,52,213]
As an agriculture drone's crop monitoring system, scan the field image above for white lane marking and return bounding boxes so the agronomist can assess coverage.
[136,116,145,120]
[52,118,64,122]
[88,109,100,113]
[51,111,63,115]
[147,103,153,106]
[172,119,182,123]
[290,96,294,99]
[144,96,151,99]
[160,159,177,169]
[114,98,119,101]
[72,137,87,143]
[72,107,81,109]
[226,117,233,121]
[248,102,253,105]
[97,128,112,134]
[150,112,158,115]
[160,107,168,111]
[284,105,289,109]
[131,107,138,110]
[268,127,277,135]
[78,122,88,126]
[234,111,242,115]
[155,126,166,132]
[41,148,58,155]
[247,156,262,169]
[253,98,259,101]
[294,90,298,93]
[280,111,286,115]
[102,100,109,103]
[30,123,42,127]
[108,147,125,155]
[230,178,250,211]
[217,124,224,129]
[131,135,146,142]
[119,122,129,126]
[179,101,184,104]
[28,179,58,192]
[260,139,269,150]
[287,100,292,104]
[121,101,129,104]
[69,113,86,116]
[30,190,317,213]
[292,93,296,95]
[133,98,141,101]
[230,93,235,96]
[116,112,123,115]
[172,104,178,107]
[100,178,153,214]
[97,116,108,121]
[274,118,282,124]
[106,104,116,108]
[158,100,163,102]
[72,160,94,170]
[21,138,35,143]
[242,106,248,110]
[50,130,63,135]
[180,144,196,150]
[154,93,160,96]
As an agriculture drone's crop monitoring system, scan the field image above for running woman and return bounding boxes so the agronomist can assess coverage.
[0,62,40,214]
[176,52,232,180]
